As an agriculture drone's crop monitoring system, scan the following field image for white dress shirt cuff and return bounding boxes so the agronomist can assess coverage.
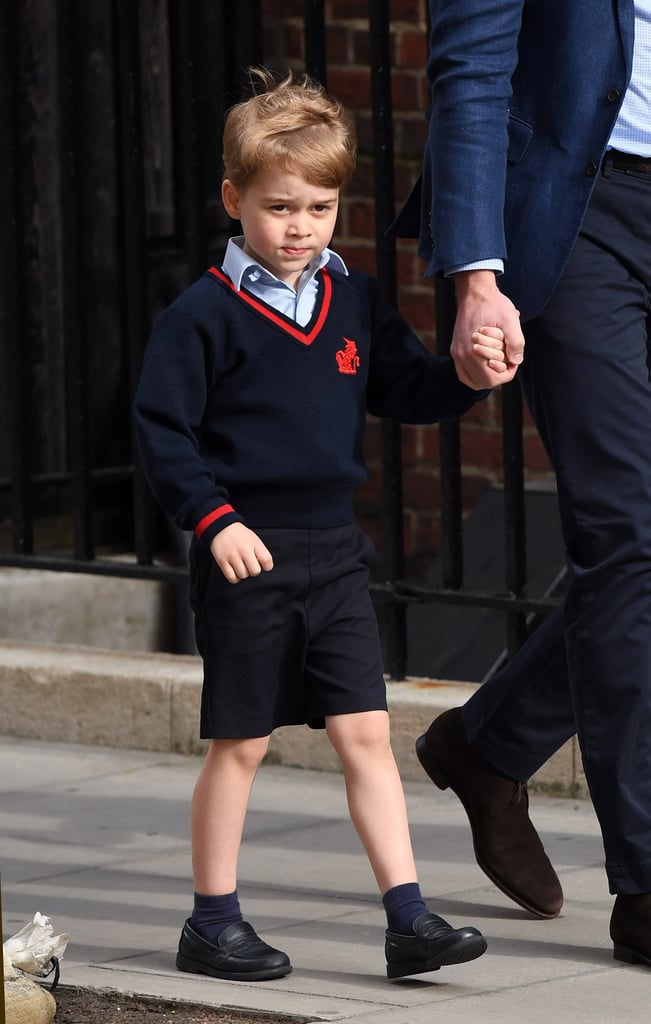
[444,259,504,277]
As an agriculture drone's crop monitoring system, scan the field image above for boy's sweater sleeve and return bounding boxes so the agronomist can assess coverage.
[364,275,489,422]
[133,304,243,545]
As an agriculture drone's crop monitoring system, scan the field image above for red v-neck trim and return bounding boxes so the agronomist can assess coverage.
[208,266,332,347]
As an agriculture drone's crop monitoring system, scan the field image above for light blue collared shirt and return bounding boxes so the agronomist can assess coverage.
[609,0,651,157]
[222,237,349,326]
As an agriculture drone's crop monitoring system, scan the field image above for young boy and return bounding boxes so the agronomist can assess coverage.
[133,69,506,982]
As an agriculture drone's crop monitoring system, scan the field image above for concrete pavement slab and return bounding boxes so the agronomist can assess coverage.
[0,737,646,1024]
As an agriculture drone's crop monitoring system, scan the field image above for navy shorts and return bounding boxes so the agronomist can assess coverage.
[189,523,387,739]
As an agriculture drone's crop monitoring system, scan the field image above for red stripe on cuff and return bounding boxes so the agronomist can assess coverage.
[194,504,235,537]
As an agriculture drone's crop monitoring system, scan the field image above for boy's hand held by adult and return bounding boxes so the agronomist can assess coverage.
[210,522,274,583]
[452,270,524,390]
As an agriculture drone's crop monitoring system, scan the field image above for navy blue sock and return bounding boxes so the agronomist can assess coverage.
[382,882,428,934]
[189,890,242,943]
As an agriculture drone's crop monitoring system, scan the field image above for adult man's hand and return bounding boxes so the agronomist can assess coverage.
[452,270,524,389]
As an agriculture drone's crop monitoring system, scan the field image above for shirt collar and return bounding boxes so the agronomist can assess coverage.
[222,236,348,292]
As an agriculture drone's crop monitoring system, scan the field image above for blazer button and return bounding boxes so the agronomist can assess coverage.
[585,161,598,176]
[607,88,621,102]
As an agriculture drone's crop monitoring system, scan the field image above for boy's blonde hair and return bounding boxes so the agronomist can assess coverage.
[222,67,356,190]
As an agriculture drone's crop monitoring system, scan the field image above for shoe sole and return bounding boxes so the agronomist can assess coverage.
[387,933,487,979]
[415,733,562,921]
[613,943,651,967]
[176,952,292,981]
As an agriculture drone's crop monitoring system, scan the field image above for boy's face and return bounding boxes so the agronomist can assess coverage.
[221,167,339,289]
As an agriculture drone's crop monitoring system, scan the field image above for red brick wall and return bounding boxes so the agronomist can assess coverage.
[260,0,552,558]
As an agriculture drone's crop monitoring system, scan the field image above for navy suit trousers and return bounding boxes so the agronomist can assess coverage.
[462,162,651,894]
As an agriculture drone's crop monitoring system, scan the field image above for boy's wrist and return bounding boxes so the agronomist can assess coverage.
[194,505,242,546]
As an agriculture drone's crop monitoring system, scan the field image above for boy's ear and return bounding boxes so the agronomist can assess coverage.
[221,179,241,220]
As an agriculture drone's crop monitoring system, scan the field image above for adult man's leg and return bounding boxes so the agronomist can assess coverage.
[418,167,651,958]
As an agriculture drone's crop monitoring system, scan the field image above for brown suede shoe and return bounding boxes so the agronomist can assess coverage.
[610,893,651,966]
[416,708,563,919]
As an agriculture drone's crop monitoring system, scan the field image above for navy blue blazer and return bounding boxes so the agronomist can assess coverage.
[392,0,635,322]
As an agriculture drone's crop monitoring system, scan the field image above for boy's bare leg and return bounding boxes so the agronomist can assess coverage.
[177,734,292,981]
[191,735,270,894]
[325,710,417,891]
[326,709,487,977]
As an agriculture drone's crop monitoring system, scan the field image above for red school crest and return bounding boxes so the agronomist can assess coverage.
[335,337,360,375]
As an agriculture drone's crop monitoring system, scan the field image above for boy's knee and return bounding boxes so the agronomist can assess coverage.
[236,736,270,769]
[208,735,270,771]
[327,711,391,756]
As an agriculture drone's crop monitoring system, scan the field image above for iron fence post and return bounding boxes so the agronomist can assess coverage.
[369,0,407,679]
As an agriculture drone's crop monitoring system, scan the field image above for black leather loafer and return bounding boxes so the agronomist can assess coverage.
[176,919,292,981]
[385,911,487,979]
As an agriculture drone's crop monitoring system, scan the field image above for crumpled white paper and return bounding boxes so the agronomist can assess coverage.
[3,912,70,979]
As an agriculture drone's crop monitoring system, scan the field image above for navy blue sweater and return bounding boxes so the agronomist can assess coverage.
[133,265,485,546]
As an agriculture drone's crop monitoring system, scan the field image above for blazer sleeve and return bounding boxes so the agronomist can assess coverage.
[421,0,524,276]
